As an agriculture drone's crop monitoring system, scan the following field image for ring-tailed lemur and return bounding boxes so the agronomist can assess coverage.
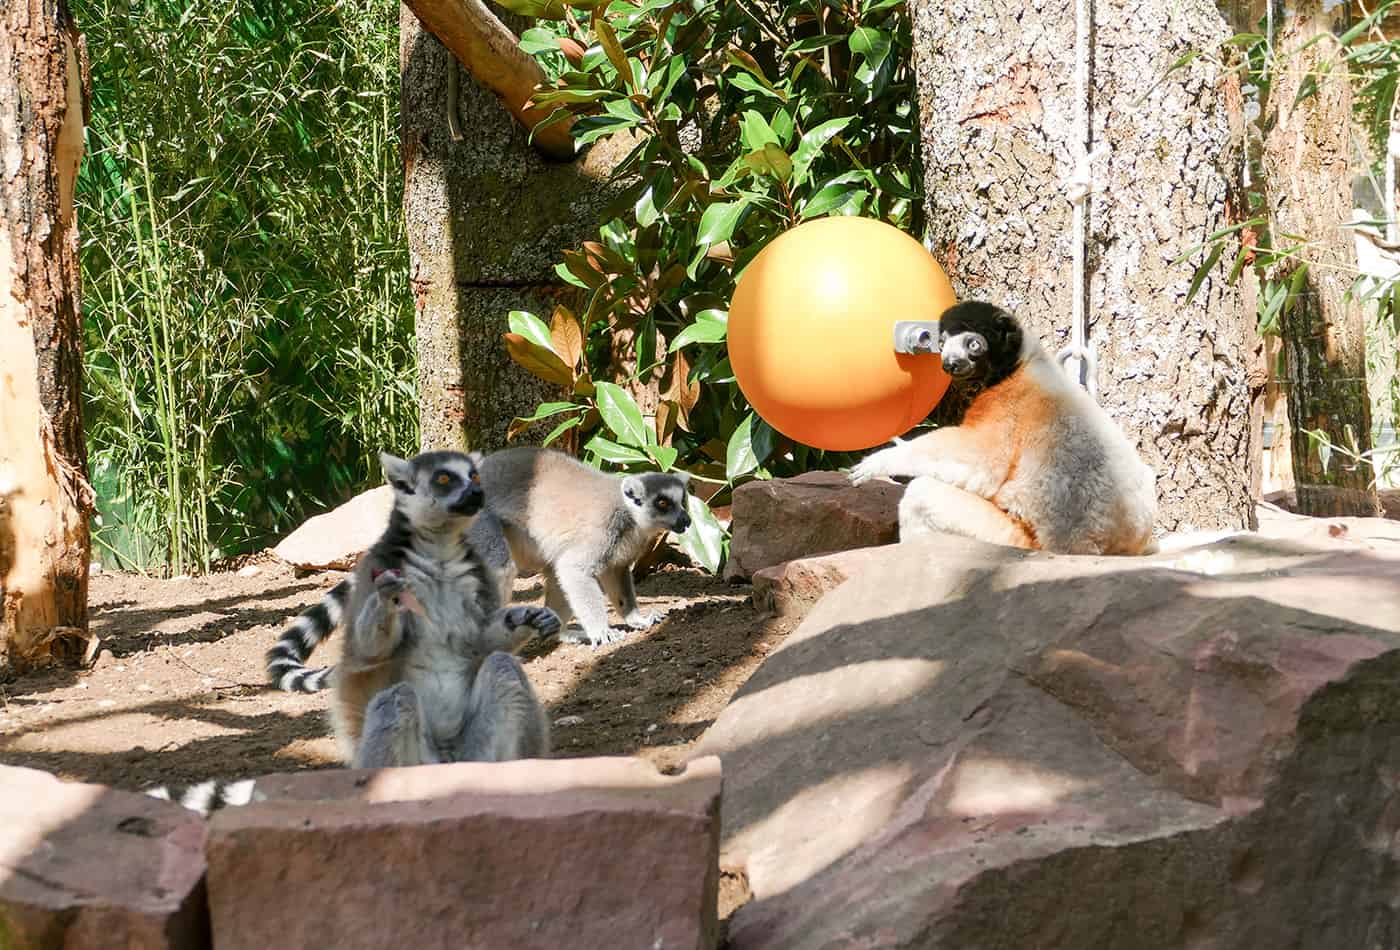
[850,301,1157,555]
[466,446,693,647]
[264,450,558,767]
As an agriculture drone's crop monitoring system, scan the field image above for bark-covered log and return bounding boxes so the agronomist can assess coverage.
[1261,0,1381,517]
[0,0,92,671]
[911,0,1255,533]
[401,0,576,161]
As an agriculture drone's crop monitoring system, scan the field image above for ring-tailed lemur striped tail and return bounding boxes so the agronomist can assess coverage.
[265,579,348,692]
[146,778,258,815]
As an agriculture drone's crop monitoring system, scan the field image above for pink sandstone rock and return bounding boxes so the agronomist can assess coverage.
[695,532,1400,949]
[0,765,210,949]
[272,484,392,570]
[750,547,892,619]
[206,756,722,950]
[724,472,903,581]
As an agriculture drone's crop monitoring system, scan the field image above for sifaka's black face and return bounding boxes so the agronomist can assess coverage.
[936,301,1025,388]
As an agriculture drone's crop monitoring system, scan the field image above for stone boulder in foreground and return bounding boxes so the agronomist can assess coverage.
[695,533,1400,949]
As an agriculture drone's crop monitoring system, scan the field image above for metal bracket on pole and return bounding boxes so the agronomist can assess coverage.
[893,320,941,355]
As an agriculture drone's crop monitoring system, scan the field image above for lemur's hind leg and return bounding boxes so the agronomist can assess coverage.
[899,477,1037,550]
[354,682,438,768]
[453,653,550,761]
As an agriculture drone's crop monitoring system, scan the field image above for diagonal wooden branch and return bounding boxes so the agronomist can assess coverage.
[403,0,576,161]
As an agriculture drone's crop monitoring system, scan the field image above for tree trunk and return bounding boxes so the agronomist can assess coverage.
[1261,0,1381,517]
[911,0,1255,534]
[0,0,93,672]
[401,5,634,452]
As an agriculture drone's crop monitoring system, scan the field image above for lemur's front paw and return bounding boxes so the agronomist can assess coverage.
[848,441,910,486]
[372,567,408,598]
[623,608,664,629]
[372,567,426,614]
[503,605,562,639]
[560,623,626,647]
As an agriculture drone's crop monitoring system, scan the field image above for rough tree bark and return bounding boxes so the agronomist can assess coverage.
[1261,0,1381,517]
[0,0,93,672]
[911,0,1255,533]
[401,5,634,452]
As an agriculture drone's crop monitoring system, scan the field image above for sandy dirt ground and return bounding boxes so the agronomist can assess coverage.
[0,557,796,794]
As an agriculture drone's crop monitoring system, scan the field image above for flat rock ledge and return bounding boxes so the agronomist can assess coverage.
[2,756,723,950]
[695,532,1400,949]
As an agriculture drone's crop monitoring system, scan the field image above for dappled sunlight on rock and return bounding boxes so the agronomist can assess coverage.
[708,658,945,754]
[943,755,1092,818]
[730,763,914,900]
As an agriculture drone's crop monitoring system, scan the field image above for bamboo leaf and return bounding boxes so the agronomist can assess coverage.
[1184,243,1224,305]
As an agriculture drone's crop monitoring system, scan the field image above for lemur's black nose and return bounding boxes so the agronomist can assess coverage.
[449,485,483,515]
[942,355,975,377]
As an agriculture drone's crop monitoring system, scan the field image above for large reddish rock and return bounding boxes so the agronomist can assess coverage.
[0,765,210,949]
[694,532,1400,948]
[206,756,722,950]
[749,547,889,619]
[724,472,903,581]
[272,484,392,570]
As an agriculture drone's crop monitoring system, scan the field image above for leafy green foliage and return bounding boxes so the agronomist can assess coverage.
[75,0,416,574]
[1171,5,1400,484]
[503,0,924,569]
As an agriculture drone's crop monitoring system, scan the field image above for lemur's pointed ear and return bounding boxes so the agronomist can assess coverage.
[380,452,415,493]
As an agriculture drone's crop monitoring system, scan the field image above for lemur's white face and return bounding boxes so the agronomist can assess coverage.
[621,472,692,535]
[939,330,990,379]
[380,450,485,533]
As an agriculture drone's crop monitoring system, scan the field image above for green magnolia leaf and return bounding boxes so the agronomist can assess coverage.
[731,72,785,99]
[635,183,660,228]
[676,491,726,573]
[594,381,649,446]
[739,110,780,151]
[849,27,892,70]
[668,309,728,350]
[514,400,580,422]
[785,35,844,55]
[649,444,679,470]
[494,0,567,18]
[508,310,556,352]
[696,200,746,246]
[520,27,567,53]
[751,415,776,467]
[503,334,574,387]
[542,415,584,447]
[744,143,794,182]
[791,116,854,183]
[586,434,651,464]
[594,18,632,86]
[726,413,759,479]
[801,180,865,218]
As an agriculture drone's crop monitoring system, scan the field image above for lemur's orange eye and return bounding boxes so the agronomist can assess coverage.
[470,471,480,484]
[435,473,452,486]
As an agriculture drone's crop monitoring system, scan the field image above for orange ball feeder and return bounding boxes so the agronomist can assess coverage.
[728,216,957,451]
